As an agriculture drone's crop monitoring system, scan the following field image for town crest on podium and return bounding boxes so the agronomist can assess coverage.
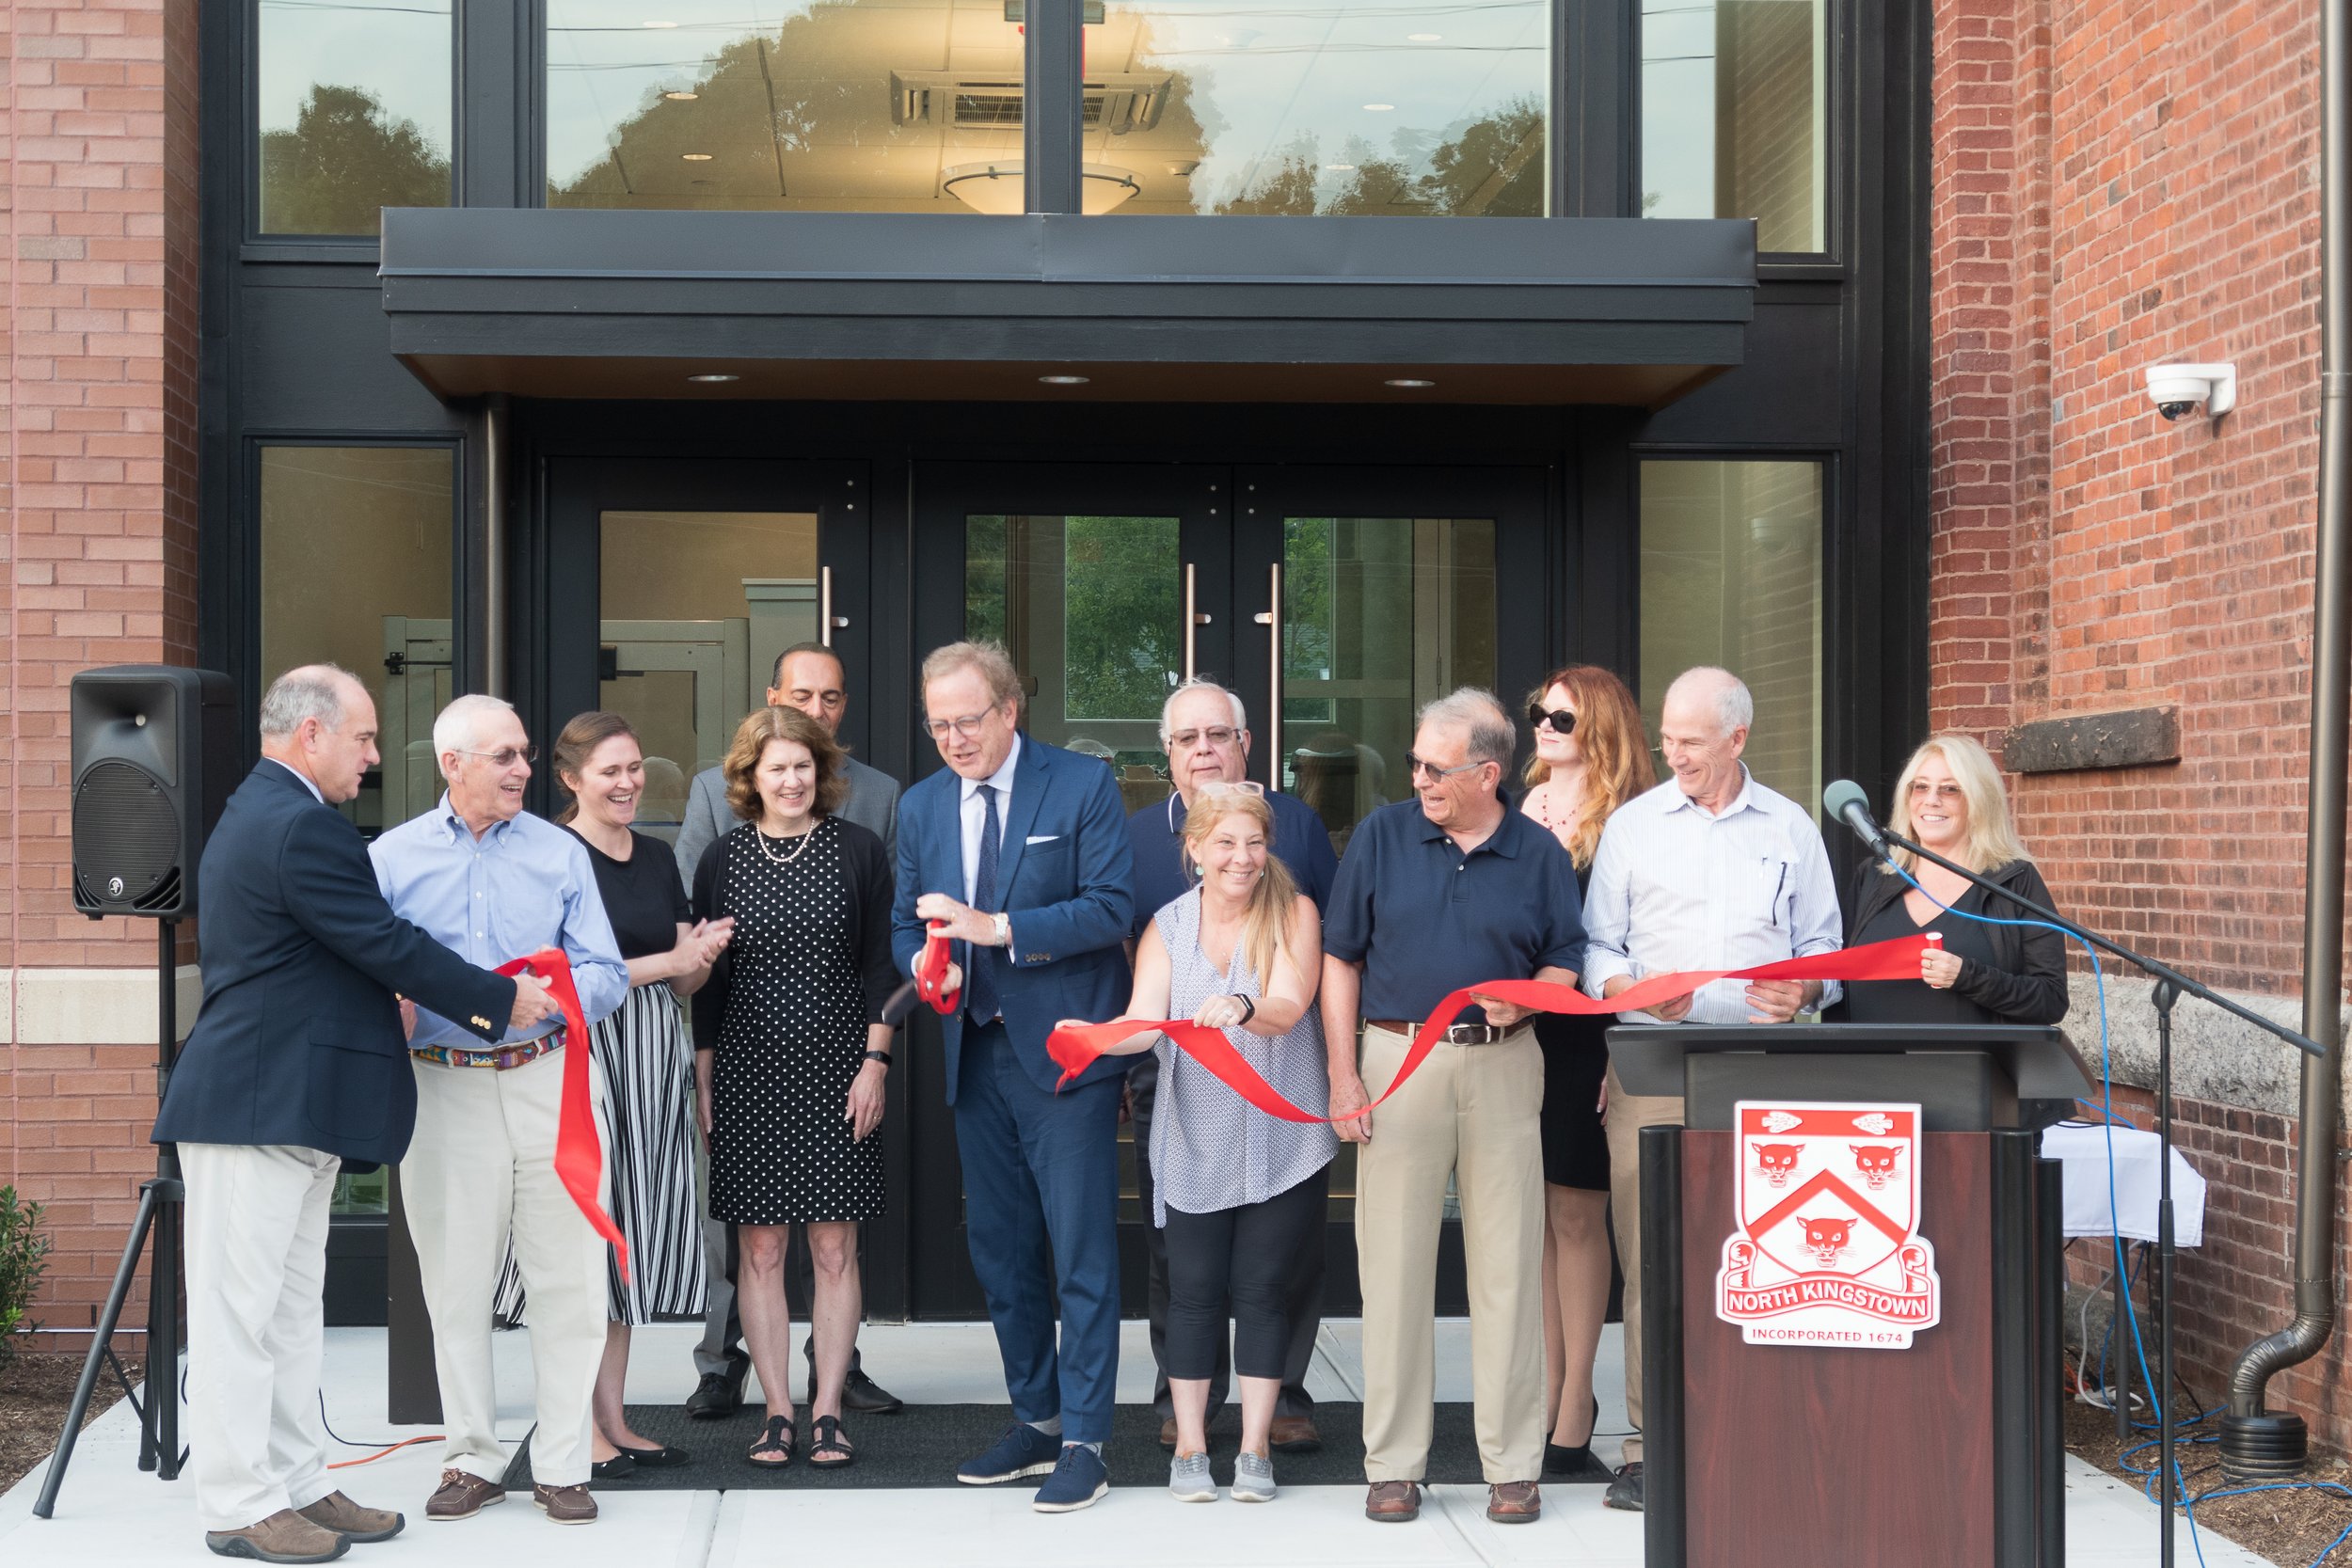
[1715,1101,1943,1349]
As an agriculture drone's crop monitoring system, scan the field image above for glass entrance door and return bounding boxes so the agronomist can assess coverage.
[907,462,1549,1319]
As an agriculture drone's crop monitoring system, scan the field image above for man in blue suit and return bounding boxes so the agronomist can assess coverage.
[153,665,550,1564]
[892,641,1134,1513]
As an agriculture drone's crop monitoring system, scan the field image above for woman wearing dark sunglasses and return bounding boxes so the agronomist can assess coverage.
[1518,666,1654,1481]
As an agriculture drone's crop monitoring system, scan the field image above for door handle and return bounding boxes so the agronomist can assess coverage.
[1181,562,1214,678]
[819,567,851,647]
[1253,562,1282,790]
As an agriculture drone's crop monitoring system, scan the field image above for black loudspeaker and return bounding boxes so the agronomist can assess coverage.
[70,665,238,920]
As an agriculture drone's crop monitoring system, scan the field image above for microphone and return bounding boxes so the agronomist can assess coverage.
[1822,779,1889,853]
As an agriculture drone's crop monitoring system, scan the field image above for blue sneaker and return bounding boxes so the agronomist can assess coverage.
[957,1422,1062,1486]
[1032,1444,1110,1513]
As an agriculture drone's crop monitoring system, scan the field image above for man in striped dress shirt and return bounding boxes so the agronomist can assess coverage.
[1579,665,1845,1513]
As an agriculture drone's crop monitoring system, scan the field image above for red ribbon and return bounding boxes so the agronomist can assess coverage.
[496,949,629,1284]
[914,920,961,1014]
[1045,933,1942,1125]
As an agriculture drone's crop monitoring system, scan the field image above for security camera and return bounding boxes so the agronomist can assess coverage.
[2144,362,2236,421]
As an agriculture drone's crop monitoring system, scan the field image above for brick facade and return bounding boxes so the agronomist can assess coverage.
[1931,0,2352,1449]
[2,0,204,1340]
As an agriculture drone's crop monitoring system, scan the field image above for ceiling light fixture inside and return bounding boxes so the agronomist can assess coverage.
[1325,163,1357,171]
[1363,103,1395,112]
[1407,31,1442,40]
[642,18,679,26]
[681,152,713,161]
[664,89,700,101]
[943,161,1142,215]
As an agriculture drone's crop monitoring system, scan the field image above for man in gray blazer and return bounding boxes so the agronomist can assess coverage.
[676,641,904,1420]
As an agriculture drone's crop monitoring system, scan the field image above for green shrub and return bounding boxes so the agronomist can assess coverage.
[0,1184,51,1371]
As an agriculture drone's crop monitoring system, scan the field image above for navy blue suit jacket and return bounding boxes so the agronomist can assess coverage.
[151,762,516,1168]
[892,736,1134,1102]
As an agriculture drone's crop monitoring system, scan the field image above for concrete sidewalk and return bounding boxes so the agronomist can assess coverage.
[0,1320,2267,1566]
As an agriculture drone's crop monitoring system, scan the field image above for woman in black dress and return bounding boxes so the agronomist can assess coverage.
[692,705,896,1470]
[1517,664,1655,1481]
[493,711,732,1477]
[1831,734,2069,1044]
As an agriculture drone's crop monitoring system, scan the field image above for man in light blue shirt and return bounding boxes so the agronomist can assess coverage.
[371,693,628,1528]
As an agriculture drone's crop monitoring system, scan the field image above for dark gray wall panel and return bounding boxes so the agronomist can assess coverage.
[239,281,464,432]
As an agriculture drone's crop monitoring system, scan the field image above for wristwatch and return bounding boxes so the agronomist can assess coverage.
[992,911,1011,947]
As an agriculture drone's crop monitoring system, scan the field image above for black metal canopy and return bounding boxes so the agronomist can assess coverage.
[378,209,1756,405]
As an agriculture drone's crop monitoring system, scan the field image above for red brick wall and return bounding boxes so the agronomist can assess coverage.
[1931,0,2352,1449]
[3,0,203,1339]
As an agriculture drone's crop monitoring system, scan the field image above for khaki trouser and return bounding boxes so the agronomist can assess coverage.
[402,1049,609,1488]
[181,1141,342,1529]
[1601,1061,1685,1465]
[1355,1023,1546,1483]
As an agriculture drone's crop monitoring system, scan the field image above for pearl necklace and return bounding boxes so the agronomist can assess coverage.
[756,817,821,866]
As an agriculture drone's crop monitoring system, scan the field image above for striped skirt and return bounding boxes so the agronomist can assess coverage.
[493,982,707,1325]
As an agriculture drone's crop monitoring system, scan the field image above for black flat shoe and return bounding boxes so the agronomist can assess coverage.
[612,1443,691,1467]
[589,1453,636,1481]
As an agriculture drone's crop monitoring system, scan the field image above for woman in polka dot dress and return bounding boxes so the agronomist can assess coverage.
[691,706,897,1471]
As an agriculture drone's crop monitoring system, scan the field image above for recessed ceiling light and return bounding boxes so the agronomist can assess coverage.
[1039,374,1090,386]
[681,152,713,161]
[688,373,739,383]
[1325,163,1357,171]
[1363,103,1395,112]
[664,89,700,101]
[1408,31,1442,40]
[1384,378,1436,388]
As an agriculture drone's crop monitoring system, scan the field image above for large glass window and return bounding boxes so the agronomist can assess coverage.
[1091,0,1549,215]
[257,0,454,235]
[1641,0,1827,253]
[546,0,1010,213]
[1638,460,1823,811]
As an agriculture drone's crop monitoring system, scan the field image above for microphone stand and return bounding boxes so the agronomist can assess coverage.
[1865,823,2322,1568]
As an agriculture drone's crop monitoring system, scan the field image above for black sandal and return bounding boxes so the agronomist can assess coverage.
[807,1414,856,1469]
[746,1414,795,1467]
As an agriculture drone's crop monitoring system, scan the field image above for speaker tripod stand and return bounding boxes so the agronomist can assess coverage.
[33,919,186,1517]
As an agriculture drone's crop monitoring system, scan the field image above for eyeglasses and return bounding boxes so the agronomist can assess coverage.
[453,745,536,768]
[1527,704,1578,735]
[1404,753,1490,783]
[923,711,998,739]
[1168,726,1241,749]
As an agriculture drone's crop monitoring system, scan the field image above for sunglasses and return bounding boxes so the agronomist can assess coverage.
[1527,705,1578,735]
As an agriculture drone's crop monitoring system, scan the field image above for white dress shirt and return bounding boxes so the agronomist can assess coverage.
[264,756,324,803]
[1581,767,1845,1025]
[959,733,1023,908]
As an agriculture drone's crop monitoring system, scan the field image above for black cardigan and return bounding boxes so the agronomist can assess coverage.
[1826,856,2071,1025]
[690,816,900,1053]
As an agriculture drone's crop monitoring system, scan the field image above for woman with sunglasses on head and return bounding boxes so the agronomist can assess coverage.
[1827,735,2068,1045]
[1517,666,1656,1481]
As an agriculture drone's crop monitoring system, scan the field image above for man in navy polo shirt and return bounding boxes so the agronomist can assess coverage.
[1322,688,1586,1528]
[1126,676,1339,1453]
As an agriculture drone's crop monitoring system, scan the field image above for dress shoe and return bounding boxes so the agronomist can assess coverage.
[1364,1480,1422,1522]
[205,1509,348,1562]
[612,1442,691,1465]
[686,1354,750,1419]
[806,1336,904,1414]
[1158,1417,1179,1449]
[1486,1480,1542,1523]
[532,1483,598,1526]
[589,1453,636,1481]
[295,1492,403,1543]
[1268,1416,1320,1452]
[1604,1460,1645,1512]
[424,1469,505,1522]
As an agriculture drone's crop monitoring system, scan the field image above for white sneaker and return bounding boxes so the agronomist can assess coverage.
[1168,1450,1217,1502]
[1232,1449,1276,1502]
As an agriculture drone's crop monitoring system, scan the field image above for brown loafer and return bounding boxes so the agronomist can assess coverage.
[1269,1416,1321,1452]
[1486,1480,1542,1523]
[423,1469,505,1522]
[1364,1480,1423,1522]
[296,1492,404,1543]
[532,1482,598,1526]
[204,1508,348,1562]
[1158,1416,1178,1449]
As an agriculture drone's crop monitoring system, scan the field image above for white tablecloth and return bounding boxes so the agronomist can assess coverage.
[2038,1123,2206,1246]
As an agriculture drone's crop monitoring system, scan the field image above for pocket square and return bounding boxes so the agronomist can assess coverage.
[1025,833,1061,845]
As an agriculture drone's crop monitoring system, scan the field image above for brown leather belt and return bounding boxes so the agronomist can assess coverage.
[1365,1019,1511,1045]
[411,1030,564,1071]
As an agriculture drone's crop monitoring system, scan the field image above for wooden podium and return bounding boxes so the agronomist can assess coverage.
[1613,1024,2091,1568]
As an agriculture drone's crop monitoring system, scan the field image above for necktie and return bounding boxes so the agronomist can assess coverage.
[967,784,1002,1024]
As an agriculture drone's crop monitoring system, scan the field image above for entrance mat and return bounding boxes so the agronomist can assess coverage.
[499,1401,1600,1491]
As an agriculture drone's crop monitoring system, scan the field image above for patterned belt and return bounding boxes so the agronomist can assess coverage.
[410,1030,564,1071]
[1365,1020,1522,1046]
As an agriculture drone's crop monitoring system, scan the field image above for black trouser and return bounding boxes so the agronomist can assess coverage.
[1163,1164,1330,1382]
[1131,1053,1324,1419]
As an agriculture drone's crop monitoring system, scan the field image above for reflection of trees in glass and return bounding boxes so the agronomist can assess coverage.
[261,84,451,235]
[1062,516,1178,720]
[1207,96,1544,216]
[965,515,1010,646]
[1282,517,1336,723]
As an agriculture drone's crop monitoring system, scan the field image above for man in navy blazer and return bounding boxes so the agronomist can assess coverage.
[892,641,1133,1513]
[152,665,549,1564]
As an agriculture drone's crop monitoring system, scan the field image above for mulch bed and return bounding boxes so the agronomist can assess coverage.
[0,1354,147,1497]
[2066,1398,2352,1567]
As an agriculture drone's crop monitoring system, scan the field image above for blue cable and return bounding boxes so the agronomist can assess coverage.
[1881,857,2210,1566]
